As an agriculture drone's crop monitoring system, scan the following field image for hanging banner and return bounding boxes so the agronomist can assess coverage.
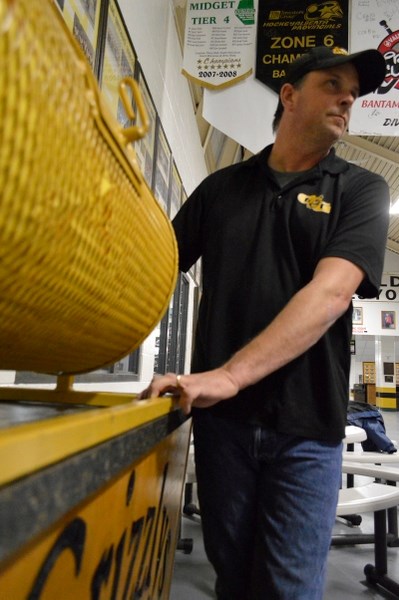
[255,0,349,93]
[201,1,276,154]
[349,1,399,136]
[182,1,257,90]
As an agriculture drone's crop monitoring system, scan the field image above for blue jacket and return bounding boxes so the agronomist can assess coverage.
[347,401,397,454]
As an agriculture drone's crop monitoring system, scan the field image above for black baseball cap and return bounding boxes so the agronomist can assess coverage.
[283,46,386,96]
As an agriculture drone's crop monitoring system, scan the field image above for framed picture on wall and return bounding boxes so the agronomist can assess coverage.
[352,306,363,325]
[152,120,172,213]
[100,0,137,125]
[55,0,103,72]
[169,160,182,219]
[134,66,158,187]
[381,310,396,329]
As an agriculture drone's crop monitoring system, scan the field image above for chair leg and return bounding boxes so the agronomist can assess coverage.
[364,509,399,597]
[183,482,201,517]
[374,509,387,574]
[387,482,399,547]
[337,513,362,527]
[176,483,195,554]
[342,445,362,525]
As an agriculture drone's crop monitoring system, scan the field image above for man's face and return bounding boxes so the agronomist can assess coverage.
[290,62,360,143]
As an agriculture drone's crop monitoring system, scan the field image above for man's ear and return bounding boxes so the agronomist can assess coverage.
[279,82,296,111]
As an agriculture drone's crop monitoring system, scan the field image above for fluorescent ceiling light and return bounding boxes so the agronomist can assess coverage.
[390,197,399,214]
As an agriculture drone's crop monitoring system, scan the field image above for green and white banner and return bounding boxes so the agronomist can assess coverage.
[182,1,257,89]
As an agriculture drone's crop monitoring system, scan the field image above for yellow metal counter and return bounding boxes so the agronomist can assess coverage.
[0,389,191,599]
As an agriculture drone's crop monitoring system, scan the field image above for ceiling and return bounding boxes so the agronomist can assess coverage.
[335,134,399,254]
[172,2,399,255]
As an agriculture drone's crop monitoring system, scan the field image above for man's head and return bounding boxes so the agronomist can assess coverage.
[272,46,386,132]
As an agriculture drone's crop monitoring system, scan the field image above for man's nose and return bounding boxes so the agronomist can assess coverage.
[340,89,357,106]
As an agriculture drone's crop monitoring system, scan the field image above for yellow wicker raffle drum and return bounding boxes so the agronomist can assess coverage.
[0,0,178,374]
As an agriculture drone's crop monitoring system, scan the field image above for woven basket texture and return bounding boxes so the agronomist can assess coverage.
[0,0,178,374]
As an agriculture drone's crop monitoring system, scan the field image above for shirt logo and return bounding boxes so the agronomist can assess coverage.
[297,193,331,214]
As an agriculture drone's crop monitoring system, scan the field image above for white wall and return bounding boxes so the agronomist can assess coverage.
[349,249,399,390]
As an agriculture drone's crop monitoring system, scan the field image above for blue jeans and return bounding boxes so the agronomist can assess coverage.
[192,411,343,600]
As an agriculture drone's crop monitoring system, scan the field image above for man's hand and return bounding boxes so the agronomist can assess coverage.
[138,368,239,415]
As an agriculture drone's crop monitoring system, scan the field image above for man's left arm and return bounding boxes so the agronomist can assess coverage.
[140,256,364,413]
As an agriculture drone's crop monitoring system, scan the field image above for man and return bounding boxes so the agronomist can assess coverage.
[140,47,389,599]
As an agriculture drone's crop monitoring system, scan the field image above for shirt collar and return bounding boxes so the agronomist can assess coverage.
[257,145,349,178]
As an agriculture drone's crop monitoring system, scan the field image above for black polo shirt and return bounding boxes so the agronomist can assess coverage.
[173,145,390,441]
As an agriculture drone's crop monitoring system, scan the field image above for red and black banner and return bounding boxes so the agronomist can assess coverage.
[350,3,399,136]
[255,0,349,93]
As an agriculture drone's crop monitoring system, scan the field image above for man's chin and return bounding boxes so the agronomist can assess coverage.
[328,123,346,141]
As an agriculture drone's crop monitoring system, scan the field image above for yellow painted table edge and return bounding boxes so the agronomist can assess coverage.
[0,395,177,487]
